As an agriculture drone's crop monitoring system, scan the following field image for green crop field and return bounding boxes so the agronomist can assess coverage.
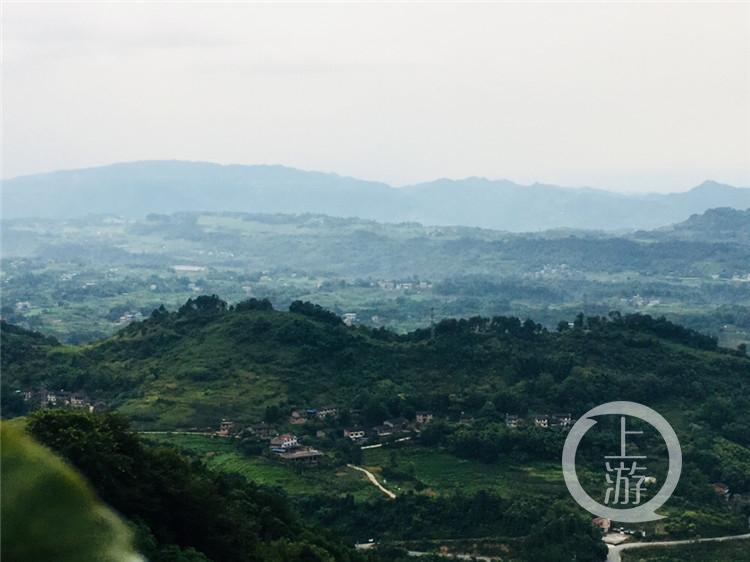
[621,538,750,561]
[142,433,378,499]
[362,445,564,497]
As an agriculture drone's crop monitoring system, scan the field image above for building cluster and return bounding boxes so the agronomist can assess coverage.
[288,405,339,425]
[22,388,99,412]
[216,419,323,463]
[344,411,434,442]
[376,280,432,291]
[117,311,144,325]
[504,413,573,429]
[620,294,661,308]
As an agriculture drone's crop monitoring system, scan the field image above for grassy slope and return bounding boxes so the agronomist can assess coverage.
[144,433,378,500]
[148,434,567,502]
[621,539,750,561]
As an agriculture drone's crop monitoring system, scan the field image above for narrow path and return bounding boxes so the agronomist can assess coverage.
[355,544,500,561]
[406,550,500,561]
[347,464,396,499]
[606,532,750,562]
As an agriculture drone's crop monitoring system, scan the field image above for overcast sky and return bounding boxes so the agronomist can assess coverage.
[3,2,749,192]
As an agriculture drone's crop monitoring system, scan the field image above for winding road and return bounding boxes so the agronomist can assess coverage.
[606,533,750,562]
[347,464,396,499]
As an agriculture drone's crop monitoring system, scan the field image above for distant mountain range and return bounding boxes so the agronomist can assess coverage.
[3,160,750,231]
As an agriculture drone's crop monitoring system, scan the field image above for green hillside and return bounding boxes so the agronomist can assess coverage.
[3,296,749,432]
[3,298,750,559]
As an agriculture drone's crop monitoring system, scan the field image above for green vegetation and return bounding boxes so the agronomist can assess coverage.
[1,422,139,562]
[4,298,750,559]
[621,538,750,561]
[145,433,377,499]
[23,410,381,562]
[3,210,750,346]
[361,445,563,497]
[22,410,610,562]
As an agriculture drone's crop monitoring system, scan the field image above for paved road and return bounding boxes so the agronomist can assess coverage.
[606,533,750,562]
[347,464,396,499]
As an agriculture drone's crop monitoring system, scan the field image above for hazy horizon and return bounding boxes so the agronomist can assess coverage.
[3,2,749,193]
[2,158,748,196]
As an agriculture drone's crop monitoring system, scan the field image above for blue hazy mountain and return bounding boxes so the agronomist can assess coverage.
[3,161,749,231]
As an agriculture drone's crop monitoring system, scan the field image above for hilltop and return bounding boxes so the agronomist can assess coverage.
[3,296,748,434]
[3,160,750,230]
[640,207,750,244]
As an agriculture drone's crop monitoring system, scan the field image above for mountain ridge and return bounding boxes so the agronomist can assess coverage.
[2,160,749,231]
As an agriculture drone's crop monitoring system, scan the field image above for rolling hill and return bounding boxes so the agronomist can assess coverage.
[639,207,750,244]
[3,297,748,434]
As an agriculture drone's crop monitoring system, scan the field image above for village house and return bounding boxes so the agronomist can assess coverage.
[712,482,731,499]
[24,388,93,411]
[550,413,572,429]
[217,419,235,437]
[342,313,357,326]
[592,517,611,533]
[69,394,88,409]
[504,414,520,428]
[289,410,308,425]
[415,411,433,425]
[270,434,298,450]
[344,428,366,441]
[278,447,323,464]
[533,415,550,429]
[315,406,338,420]
[40,389,60,406]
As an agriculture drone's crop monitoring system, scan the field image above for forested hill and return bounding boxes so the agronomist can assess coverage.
[640,207,750,244]
[2,296,749,439]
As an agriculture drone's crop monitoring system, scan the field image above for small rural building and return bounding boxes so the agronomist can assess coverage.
[316,406,339,419]
[289,410,308,425]
[344,428,366,441]
[217,419,235,437]
[712,482,730,499]
[270,434,298,449]
[278,447,323,463]
[551,413,572,429]
[592,517,611,533]
[504,414,520,428]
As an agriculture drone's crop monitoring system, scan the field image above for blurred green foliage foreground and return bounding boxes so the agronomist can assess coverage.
[1,422,141,562]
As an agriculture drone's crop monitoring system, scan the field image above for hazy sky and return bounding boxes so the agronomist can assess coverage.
[3,2,749,192]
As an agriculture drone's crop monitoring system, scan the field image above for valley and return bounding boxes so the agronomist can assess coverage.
[3,209,750,348]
